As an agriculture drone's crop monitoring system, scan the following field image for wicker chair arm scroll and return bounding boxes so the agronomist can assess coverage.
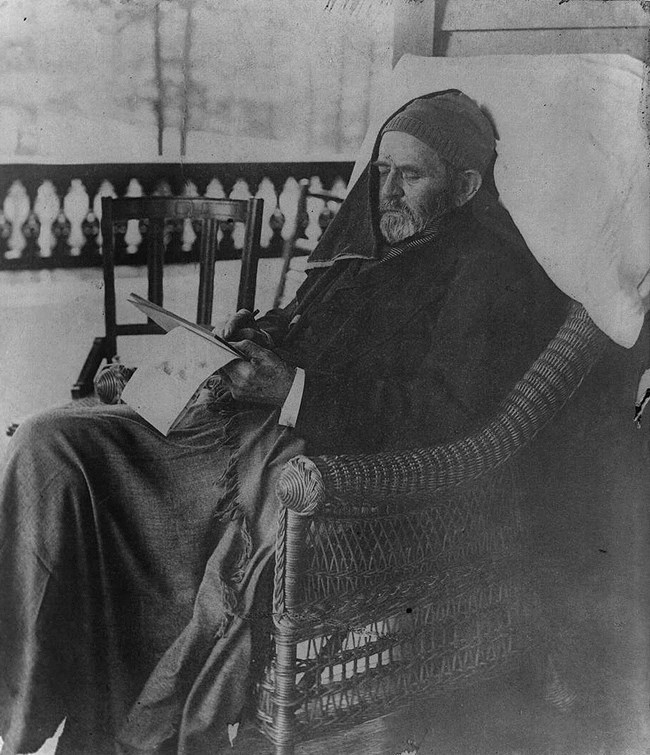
[276,304,607,515]
[275,455,326,515]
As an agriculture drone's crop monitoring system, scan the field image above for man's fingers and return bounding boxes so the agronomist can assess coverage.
[215,325,256,341]
[232,309,255,325]
[218,339,294,405]
[231,339,266,359]
[221,309,256,339]
[233,328,260,342]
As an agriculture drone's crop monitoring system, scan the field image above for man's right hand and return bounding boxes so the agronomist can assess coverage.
[217,309,274,348]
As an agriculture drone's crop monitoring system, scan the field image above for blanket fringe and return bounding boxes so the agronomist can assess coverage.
[207,392,255,618]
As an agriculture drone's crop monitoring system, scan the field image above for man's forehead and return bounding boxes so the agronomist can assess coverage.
[377,131,442,168]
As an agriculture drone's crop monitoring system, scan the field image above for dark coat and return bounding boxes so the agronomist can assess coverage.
[259,203,567,456]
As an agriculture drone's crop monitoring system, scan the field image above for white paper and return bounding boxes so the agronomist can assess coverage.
[121,327,238,435]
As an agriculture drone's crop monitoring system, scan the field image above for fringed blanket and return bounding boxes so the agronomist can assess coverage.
[0,387,305,755]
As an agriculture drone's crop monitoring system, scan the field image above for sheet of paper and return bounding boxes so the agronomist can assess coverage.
[121,327,238,435]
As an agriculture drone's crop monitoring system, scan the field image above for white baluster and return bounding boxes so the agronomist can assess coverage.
[124,179,143,255]
[278,177,300,241]
[305,176,325,246]
[34,180,60,257]
[180,221,195,253]
[331,176,348,200]
[93,180,117,251]
[125,180,143,197]
[63,179,89,256]
[3,180,30,259]
[255,177,277,248]
[93,180,117,218]
[229,178,251,248]
[180,181,199,252]
[204,178,225,198]
[203,179,226,247]
[274,177,303,303]
[309,176,323,194]
[229,179,251,200]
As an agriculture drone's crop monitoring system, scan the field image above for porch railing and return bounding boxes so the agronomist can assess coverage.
[0,162,353,270]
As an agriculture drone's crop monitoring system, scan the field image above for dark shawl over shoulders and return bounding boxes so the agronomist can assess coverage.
[259,204,567,456]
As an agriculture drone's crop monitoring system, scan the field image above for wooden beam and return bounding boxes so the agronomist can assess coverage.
[441,0,649,31]
[393,0,437,65]
[442,26,649,58]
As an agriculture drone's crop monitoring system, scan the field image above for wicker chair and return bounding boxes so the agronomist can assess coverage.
[255,302,608,754]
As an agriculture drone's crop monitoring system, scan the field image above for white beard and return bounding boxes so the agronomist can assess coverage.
[379,189,454,244]
[379,209,419,244]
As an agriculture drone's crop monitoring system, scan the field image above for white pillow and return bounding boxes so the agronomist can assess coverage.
[352,54,649,348]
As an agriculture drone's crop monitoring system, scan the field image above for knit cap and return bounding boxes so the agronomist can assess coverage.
[381,91,496,175]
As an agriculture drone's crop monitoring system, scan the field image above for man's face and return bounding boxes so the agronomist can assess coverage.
[375,131,455,244]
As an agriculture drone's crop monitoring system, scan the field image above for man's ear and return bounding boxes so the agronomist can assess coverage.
[455,170,482,207]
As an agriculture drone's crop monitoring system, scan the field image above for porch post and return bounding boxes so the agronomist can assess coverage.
[392,0,438,66]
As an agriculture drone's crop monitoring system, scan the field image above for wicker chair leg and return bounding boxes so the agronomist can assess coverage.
[273,632,298,755]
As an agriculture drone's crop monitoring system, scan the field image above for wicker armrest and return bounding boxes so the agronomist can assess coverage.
[277,304,606,516]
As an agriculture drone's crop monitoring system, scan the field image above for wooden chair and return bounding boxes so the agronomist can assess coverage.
[273,180,344,309]
[255,303,608,754]
[72,196,264,398]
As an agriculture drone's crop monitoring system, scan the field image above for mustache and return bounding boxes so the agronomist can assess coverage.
[379,200,414,215]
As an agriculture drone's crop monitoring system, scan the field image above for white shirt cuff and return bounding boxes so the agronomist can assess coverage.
[278,367,306,427]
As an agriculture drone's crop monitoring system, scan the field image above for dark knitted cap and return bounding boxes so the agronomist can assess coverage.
[381,91,496,175]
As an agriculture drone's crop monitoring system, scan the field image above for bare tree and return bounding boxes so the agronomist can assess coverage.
[179,0,197,157]
[153,2,165,155]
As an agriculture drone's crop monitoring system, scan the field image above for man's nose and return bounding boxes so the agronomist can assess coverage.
[381,169,404,200]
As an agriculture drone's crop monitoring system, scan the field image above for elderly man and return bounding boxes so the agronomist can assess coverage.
[0,91,565,754]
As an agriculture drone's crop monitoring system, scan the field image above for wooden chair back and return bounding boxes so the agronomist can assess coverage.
[72,196,264,398]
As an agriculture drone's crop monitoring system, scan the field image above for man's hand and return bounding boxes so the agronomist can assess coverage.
[219,340,296,406]
[217,309,273,348]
